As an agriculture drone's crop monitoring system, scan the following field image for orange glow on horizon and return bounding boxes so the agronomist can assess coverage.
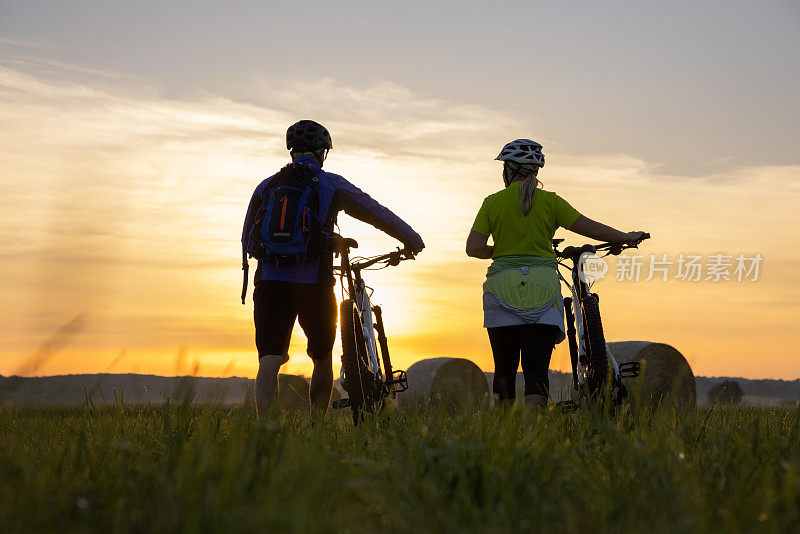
[2,62,799,382]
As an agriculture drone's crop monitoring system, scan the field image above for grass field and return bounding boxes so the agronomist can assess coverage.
[2,399,799,533]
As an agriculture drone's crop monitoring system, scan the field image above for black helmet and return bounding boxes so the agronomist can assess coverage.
[286,120,333,151]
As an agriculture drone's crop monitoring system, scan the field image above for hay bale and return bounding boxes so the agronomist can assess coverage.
[707,380,744,405]
[277,374,309,411]
[608,341,696,407]
[397,357,490,413]
[331,379,345,403]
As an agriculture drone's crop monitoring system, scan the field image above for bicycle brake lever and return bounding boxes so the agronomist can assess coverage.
[387,250,402,266]
[399,247,416,260]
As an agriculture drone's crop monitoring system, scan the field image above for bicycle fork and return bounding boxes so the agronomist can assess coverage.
[371,305,408,397]
[563,296,581,390]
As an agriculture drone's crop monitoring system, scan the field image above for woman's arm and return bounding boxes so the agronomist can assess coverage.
[569,215,644,243]
[466,231,494,259]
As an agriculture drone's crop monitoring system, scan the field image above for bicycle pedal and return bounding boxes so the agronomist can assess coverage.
[388,369,409,392]
[331,398,351,409]
[555,400,578,412]
[618,361,640,378]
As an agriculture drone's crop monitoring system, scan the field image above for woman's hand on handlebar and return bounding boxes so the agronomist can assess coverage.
[624,231,649,244]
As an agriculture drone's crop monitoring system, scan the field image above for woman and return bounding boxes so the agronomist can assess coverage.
[466,139,646,408]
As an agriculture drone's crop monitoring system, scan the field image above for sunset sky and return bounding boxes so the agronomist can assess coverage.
[1,1,798,381]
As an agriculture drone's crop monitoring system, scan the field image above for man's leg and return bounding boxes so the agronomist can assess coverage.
[255,354,283,417]
[253,281,295,418]
[309,357,333,413]
[297,283,338,414]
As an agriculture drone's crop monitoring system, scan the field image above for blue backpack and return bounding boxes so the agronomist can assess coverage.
[241,163,323,302]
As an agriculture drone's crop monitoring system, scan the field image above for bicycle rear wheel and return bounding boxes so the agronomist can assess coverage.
[340,299,376,424]
[581,294,609,395]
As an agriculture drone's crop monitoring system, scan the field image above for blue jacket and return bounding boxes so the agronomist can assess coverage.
[242,156,424,285]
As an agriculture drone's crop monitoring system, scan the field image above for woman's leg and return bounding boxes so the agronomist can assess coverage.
[520,324,560,401]
[487,325,522,404]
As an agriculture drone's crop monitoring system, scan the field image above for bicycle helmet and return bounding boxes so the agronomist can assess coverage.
[495,139,545,167]
[286,120,333,151]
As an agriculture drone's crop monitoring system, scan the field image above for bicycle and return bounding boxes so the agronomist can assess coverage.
[329,236,412,425]
[553,233,650,407]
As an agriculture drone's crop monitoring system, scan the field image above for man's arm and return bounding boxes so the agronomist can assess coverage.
[568,215,644,243]
[466,231,493,259]
[332,175,424,252]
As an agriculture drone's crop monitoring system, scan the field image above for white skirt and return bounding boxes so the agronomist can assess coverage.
[483,293,567,344]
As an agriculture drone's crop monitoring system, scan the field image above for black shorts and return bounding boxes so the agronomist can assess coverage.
[253,281,337,361]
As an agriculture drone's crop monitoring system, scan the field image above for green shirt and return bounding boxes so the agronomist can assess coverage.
[471,183,581,259]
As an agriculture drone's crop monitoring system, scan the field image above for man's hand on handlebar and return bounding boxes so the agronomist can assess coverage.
[403,241,425,257]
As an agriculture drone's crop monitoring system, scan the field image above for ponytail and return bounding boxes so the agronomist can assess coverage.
[504,162,541,215]
[519,170,540,216]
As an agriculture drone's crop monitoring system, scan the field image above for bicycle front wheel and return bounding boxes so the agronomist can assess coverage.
[340,299,376,424]
[581,294,608,394]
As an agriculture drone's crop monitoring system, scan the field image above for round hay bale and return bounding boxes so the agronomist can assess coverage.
[397,357,490,413]
[707,380,744,405]
[331,379,345,403]
[608,341,696,407]
[277,374,309,411]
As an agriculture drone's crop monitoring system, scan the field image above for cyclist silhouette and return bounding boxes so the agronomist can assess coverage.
[466,139,645,408]
[242,120,424,416]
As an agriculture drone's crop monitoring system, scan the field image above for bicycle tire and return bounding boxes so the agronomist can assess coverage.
[339,299,375,424]
[581,294,609,394]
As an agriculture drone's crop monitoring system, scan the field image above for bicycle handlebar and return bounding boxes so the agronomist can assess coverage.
[330,235,416,271]
[554,233,650,260]
[351,248,415,270]
[594,232,650,255]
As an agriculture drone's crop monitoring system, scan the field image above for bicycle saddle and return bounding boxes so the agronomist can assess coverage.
[330,236,359,251]
[561,243,596,260]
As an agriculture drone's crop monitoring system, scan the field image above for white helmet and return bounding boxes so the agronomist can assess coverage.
[495,139,545,167]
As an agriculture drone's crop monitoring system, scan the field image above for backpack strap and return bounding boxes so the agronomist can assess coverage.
[241,250,249,304]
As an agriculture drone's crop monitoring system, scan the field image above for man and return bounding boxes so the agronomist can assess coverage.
[242,120,424,416]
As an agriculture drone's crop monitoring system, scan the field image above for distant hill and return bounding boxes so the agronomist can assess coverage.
[2,372,798,406]
[695,376,800,405]
[0,373,254,405]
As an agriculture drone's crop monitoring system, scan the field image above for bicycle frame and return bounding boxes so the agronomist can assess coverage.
[561,257,623,391]
[336,242,409,400]
[555,238,647,401]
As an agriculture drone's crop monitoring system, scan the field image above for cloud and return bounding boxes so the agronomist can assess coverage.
[236,76,523,163]
[1,57,800,379]
[0,38,48,49]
